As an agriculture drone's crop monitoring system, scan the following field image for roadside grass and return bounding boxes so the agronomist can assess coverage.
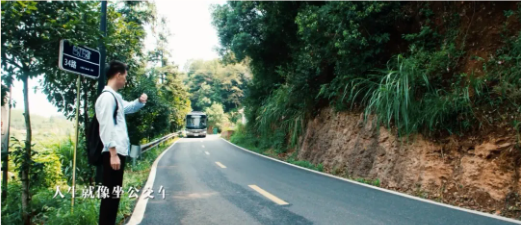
[229,127,393,187]
[0,136,179,225]
[118,137,178,224]
[229,127,324,173]
[354,178,381,187]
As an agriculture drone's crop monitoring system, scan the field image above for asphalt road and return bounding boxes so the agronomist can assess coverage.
[137,135,520,225]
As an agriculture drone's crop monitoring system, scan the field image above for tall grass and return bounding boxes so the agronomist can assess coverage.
[344,52,485,136]
[256,84,305,151]
[230,123,259,150]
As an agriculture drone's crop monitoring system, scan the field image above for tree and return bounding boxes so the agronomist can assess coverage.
[1,84,7,106]
[1,1,161,223]
[185,59,251,112]
[159,73,191,132]
[39,1,154,136]
[204,103,228,130]
[1,2,99,224]
[124,73,171,143]
[211,2,403,149]
[144,14,192,134]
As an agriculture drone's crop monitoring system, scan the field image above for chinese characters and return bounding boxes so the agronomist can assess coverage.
[72,45,91,60]
[53,185,166,200]
[64,58,77,69]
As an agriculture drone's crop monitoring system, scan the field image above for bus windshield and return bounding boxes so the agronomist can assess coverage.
[186,115,207,129]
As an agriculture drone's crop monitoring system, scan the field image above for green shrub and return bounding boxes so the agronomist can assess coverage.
[342,48,486,136]
[354,178,381,187]
[230,123,259,150]
[287,158,323,172]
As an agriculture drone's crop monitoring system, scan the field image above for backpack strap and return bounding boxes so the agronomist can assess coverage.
[101,90,120,125]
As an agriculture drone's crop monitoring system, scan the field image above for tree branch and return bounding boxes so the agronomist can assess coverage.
[1,52,23,69]
[5,58,23,70]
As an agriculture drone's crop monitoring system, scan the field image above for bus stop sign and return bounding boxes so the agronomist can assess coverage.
[58,40,101,79]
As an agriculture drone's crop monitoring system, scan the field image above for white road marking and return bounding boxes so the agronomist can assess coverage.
[220,138,521,225]
[127,140,179,225]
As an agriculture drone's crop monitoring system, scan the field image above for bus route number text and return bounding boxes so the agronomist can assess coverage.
[64,58,77,69]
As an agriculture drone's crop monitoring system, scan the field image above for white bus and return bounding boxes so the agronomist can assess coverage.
[185,111,207,138]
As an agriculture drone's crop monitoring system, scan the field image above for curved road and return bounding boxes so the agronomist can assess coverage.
[135,135,520,225]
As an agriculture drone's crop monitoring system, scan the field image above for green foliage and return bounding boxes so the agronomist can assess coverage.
[342,50,482,136]
[1,136,178,225]
[10,137,46,189]
[2,1,101,122]
[2,2,181,223]
[227,110,242,124]
[2,2,102,222]
[213,2,403,151]
[213,1,521,144]
[355,178,381,187]
[185,59,251,112]
[144,13,192,134]
[43,198,99,225]
[489,24,521,110]
[159,73,192,132]
[1,182,24,224]
[230,123,259,150]
[124,74,172,144]
[204,103,228,130]
[257,84,306,149]
[286,158,324,172]
[231,125,324,171]
[55,136,94,186]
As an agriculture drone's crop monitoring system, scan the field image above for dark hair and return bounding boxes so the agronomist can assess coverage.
[106,61,128,80]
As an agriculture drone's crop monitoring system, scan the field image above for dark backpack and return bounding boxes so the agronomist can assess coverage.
[86,91,119,166]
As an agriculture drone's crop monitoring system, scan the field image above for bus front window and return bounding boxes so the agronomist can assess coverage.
[186,116,207,129]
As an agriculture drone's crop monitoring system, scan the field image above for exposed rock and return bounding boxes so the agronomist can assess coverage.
[299,107,520,215]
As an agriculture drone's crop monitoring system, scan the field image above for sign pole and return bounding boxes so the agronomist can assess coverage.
[97,0,107,94]
[95,0,108,185]
[71,75,81,212]
[57,39,101,211]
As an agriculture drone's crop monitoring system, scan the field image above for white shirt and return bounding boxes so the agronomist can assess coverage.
[95,86,145,156]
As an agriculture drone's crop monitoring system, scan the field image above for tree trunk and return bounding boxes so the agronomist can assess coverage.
[2,87,12,200]
[21,75,32,225]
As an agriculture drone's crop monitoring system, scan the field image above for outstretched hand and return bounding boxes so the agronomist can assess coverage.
[139,93,148,104]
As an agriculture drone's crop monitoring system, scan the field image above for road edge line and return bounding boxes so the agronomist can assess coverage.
[220,137,521,225]
[127,140,180,225]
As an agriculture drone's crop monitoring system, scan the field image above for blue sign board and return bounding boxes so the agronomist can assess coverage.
[58,40,100,79]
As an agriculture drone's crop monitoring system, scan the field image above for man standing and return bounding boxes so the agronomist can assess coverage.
[96,61,147,224]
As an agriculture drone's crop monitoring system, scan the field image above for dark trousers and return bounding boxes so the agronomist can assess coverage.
[99,152,126,225]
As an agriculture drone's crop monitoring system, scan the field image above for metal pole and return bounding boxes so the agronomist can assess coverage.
[71,76,81,212]
[95,0,108,185]
[97,0,107,95]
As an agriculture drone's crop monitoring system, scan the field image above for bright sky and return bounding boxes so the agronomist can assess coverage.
[7,0,225,118]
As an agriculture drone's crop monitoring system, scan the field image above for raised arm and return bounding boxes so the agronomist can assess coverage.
[123,98,145,114]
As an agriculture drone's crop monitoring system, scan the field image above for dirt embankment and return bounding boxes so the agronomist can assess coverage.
[298,108,521,219]
[295,2,521,218]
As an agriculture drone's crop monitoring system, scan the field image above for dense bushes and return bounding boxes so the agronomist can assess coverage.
[214,2,521,152]
[1,136,177,224]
